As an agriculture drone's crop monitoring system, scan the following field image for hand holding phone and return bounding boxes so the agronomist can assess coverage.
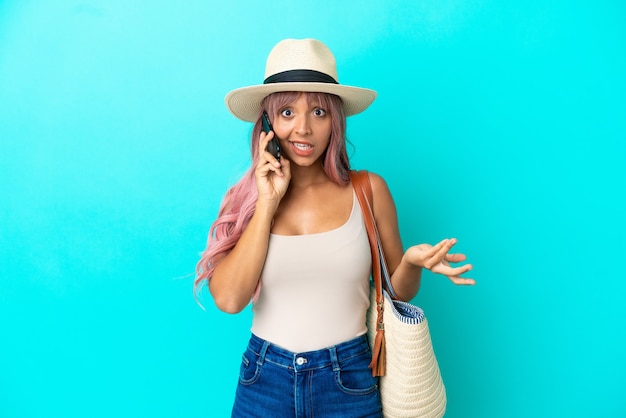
[262,112,281,162]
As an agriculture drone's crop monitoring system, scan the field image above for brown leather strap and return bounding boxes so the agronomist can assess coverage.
[350,170,386,376]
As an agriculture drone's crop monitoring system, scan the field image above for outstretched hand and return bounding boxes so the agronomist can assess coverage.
[404,238,475,285]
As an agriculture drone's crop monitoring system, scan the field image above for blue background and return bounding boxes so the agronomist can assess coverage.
[1,1,625,417]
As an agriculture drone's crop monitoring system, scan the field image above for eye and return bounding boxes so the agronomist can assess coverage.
[313,108,326,117]
[280,109,292,117]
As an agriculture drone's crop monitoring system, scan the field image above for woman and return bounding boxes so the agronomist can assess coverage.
[196,38,475,418]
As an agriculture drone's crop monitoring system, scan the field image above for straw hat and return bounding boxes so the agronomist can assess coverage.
[225,38,377,122]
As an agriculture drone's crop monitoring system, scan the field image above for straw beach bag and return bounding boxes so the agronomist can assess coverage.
[351,171,447,418]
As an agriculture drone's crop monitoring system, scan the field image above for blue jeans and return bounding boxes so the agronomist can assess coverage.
[231,333,382,418]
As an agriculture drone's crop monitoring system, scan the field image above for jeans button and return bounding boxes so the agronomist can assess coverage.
[296,357,307,366]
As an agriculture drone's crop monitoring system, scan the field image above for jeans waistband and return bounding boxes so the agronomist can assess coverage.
[247,333,371,372]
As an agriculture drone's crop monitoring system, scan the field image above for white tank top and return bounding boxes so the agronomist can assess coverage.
[251,191,372,352]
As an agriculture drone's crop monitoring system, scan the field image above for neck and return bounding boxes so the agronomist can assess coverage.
[288,162,329,188]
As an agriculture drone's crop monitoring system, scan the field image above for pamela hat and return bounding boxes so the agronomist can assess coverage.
[225,38,377,122]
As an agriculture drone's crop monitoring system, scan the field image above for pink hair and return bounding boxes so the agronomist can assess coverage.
[194,92,349,299]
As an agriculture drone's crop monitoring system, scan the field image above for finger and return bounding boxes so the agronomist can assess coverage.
[255,160,272,178]
[257,131,270,163]
[255,153,280,176]
[439,263,472,276]
[259,160,284,178]
[448,276,476,286]
[280,157,291,180]
[259,131,282,168]
[255,153,284,178]
[259,129,270,147]
[264,154,283,174]
[443,253,467,263]
[257,134,285,177]
[424,239,453,269]
[420,240,447,261]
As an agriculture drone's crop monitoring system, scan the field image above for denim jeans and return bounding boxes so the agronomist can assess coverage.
[231,333,382,418]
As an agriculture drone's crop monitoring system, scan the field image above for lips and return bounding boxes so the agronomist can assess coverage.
[289,141,314,157]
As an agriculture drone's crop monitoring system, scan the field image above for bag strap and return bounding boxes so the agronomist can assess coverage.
[350,170,387,376]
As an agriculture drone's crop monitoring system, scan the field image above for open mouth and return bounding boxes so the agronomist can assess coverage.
[289,141,315,157]
[291,142,313,151]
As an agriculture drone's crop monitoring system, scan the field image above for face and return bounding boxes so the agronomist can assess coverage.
[272,93,332,167]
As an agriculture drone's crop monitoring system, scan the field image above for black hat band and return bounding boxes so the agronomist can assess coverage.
[264,69,338,85]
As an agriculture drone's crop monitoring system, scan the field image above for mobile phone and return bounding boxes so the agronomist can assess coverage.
[262,112,281,161]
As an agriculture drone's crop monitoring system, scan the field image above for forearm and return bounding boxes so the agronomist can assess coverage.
[209,202,275,313]
[389,254,423,302]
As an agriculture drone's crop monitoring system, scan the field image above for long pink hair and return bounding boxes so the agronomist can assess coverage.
[194,92,349,297]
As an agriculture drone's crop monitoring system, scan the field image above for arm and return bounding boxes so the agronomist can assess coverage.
[209,131,291,313]
[209,202,275,313]
[369,173,475,302]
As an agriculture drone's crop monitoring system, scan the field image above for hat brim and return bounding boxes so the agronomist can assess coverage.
[225,82,377,122]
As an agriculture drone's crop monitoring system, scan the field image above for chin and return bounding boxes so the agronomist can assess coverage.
[290,157,324,168]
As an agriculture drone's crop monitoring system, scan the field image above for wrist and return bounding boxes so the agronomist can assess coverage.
[254,199,278,219]
[401,252,424,271]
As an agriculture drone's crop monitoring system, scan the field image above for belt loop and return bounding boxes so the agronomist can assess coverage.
[329,345,340,372]
[257,340,270,366]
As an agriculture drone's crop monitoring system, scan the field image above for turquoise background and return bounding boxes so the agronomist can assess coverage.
[1,1,625,417]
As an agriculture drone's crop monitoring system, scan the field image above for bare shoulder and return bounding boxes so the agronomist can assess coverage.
[364,171,403,271]
[366,172,395,206]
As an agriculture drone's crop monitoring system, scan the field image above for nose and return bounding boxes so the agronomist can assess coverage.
[294,114,311,135]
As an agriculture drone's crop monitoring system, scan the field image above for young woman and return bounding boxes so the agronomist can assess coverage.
[196,38,475,418]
